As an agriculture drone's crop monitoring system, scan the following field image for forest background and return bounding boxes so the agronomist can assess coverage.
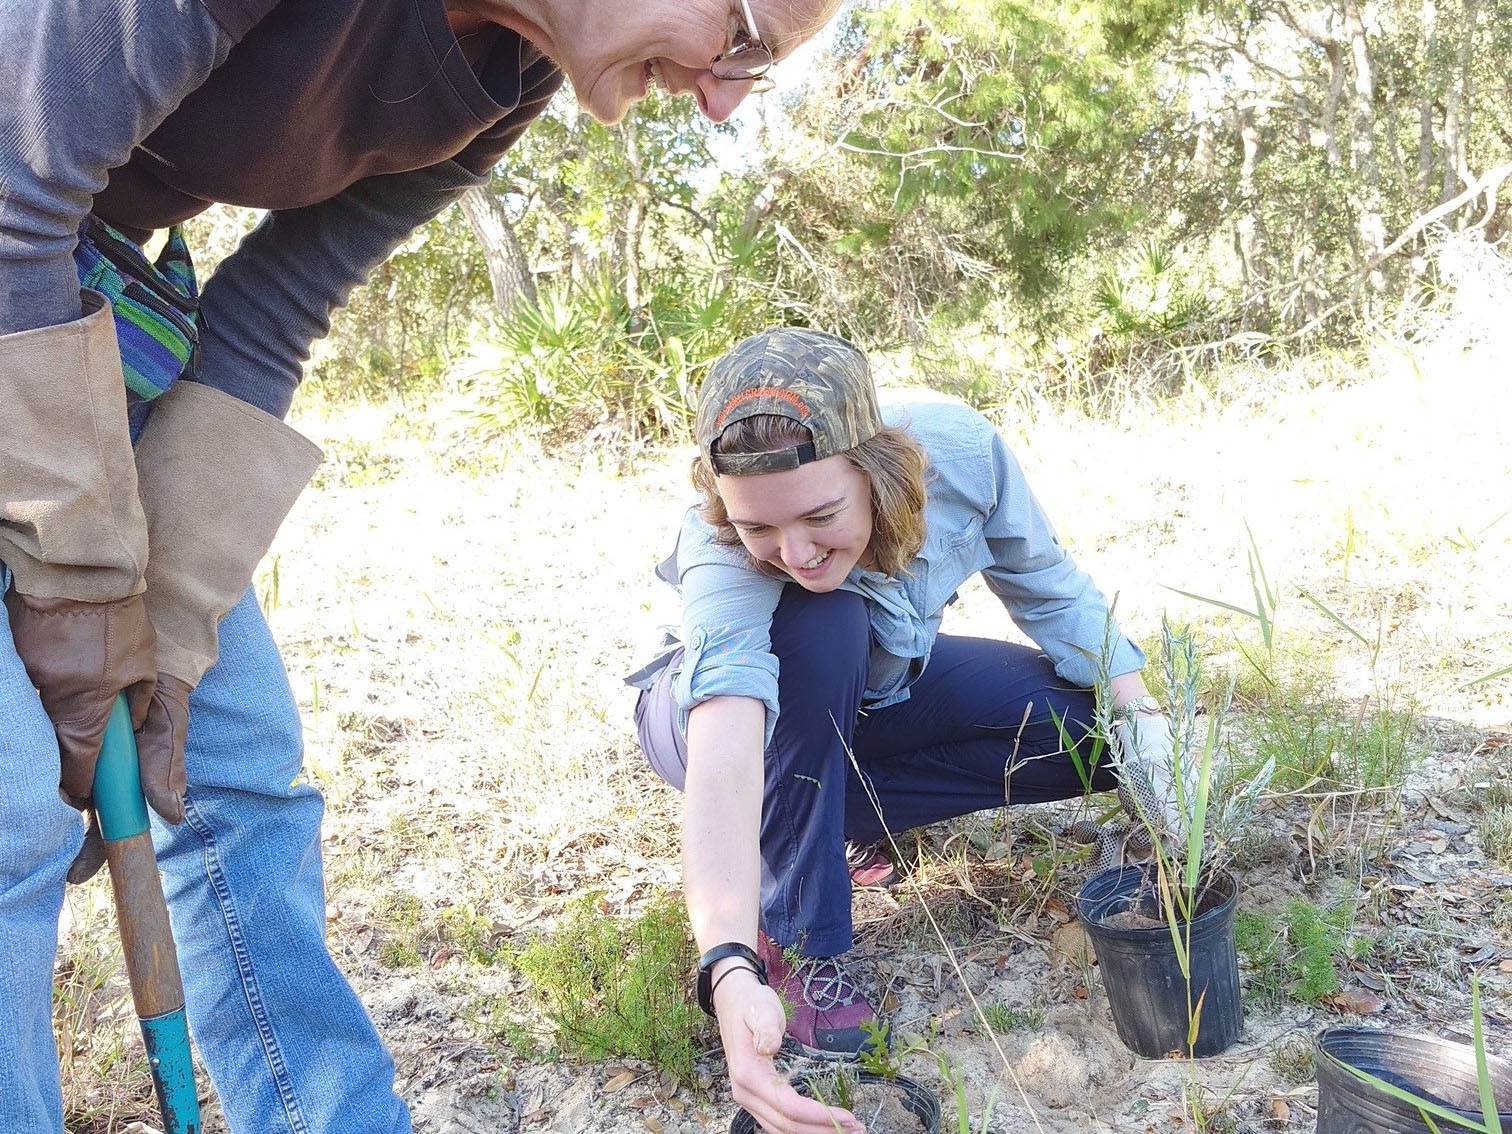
[252,0,1512,433]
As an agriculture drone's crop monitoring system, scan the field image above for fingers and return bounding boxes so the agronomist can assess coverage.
[67,813,108,885]
[52,699,116,810]
[741,1078,862,1134]
[136,674,192,824]
[3,591,158,808]
[745,986,786,1058]
[719,984,864,1134]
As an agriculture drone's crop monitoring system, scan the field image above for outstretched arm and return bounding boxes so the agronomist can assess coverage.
[683,696,862,1134]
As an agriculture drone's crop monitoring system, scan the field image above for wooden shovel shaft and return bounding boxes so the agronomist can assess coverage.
[103,831,185,1017]
[96,695,201,1134]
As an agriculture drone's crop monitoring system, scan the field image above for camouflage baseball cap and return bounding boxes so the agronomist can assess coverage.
[696,327,882,476]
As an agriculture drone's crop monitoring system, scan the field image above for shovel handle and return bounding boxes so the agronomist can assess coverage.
[97,694,202,1134]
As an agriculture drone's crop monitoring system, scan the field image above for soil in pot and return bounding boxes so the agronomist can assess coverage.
[1097,873,1231,931]
[845,1082,930,1134]
[728,1069,941,1134]
[1076,864,1242,1059]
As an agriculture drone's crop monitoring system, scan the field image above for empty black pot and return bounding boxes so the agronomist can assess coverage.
[729,1069,941,1133]
[1075,864,1241,1059]
[1316,1026,1512,1133]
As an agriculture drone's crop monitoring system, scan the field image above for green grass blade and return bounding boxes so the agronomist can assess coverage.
[1329,1055,1493,1132]
[1297,588,1373,650]
[1185,986,1207,1052]
[1464,664,1512,689]
[1249,555,1273,652]
[1052,704,1096,794]
[1244,520,1277,609]
[1183,715,1216,898]
[1473,980,1503,1133]
[1164,585,1259,622]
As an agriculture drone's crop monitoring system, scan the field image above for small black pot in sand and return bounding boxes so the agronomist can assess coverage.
[729,1070,941,1134]
[1075,863,1242,1059]
[1315,1026,1512,1133]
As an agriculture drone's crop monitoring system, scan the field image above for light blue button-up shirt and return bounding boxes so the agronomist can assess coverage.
[627,396,1145,745]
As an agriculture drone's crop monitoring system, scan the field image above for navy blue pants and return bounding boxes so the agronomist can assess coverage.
[636,585,1116,956]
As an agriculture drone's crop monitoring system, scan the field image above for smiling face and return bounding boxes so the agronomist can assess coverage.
[715,455,874,592]
[490,0,839,125]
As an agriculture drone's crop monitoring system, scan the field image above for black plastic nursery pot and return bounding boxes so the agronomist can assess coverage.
[1075,864,1242,1059]
[729,1070,941,1134]
[1315,1026,1512,1133]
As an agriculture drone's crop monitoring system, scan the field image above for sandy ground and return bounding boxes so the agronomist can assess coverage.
[63,312,1512,1132]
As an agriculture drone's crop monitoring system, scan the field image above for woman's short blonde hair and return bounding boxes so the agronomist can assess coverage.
[691,413,929,577]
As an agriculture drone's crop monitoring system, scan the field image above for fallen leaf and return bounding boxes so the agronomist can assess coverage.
[1427,796,1459,820]
[643,1118,664,1134]
[1271,1098,1292,1122]
[1400,860,1440,884]
[1045,896,1072,924]
[1498,959,1512,973]
[1322,989,1386,1015]
[602,1070,638,1095]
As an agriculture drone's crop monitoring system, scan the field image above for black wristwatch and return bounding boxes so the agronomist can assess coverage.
[695,942,768,1017]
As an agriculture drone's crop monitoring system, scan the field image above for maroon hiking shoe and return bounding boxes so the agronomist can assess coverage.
[846,840,899,888]
[757,932,880,1058]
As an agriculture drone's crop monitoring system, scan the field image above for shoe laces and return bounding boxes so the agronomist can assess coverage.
[846,840,885,867]
[791,954,864,1011]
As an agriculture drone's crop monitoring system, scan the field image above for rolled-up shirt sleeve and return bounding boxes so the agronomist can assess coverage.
[668,507,786,745]
[976,426,1145,688]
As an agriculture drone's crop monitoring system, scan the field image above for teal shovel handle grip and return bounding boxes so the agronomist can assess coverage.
[96,695,150,839]
[96,694,202,1134]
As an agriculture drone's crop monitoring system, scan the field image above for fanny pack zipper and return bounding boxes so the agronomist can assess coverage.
[85,217,200,319]
[122,280,201,346]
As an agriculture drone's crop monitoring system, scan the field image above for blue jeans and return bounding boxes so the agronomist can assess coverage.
[636,585,1117,957]
[0,568,410,1133]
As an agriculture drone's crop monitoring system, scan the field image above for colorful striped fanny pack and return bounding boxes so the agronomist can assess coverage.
[74,216,201,410]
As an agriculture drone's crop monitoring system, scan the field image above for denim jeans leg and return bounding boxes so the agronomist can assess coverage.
[0,565,82,1133]
[151,587,410,1134]
[845,635,1116,843]
[760,585,870,958]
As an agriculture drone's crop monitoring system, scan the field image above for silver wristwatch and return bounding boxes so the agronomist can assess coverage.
[1114,695,1163,721]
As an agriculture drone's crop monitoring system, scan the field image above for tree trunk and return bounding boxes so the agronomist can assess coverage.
[1322,42,1345,168]
[1342,0,1385,286]
[621,127,648,318]
[1441,0,1479,202]
[458,185,536,319]
[1235,104,1272,327]
[1417,0,1438,201]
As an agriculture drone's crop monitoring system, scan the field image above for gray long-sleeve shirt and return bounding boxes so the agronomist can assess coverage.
[0,0,562,415]
[629,396,1146,745]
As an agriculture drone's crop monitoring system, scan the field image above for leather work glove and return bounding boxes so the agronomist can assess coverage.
[4,591,188,882]
[1,292,186,882]
[1112,712,1196,843]
[64,672,192,884]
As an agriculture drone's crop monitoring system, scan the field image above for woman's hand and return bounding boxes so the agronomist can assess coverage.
[714,969,864,1134]
[1113,712,1197,841]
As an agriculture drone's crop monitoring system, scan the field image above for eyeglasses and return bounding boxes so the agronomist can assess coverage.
[710,0,775,91]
